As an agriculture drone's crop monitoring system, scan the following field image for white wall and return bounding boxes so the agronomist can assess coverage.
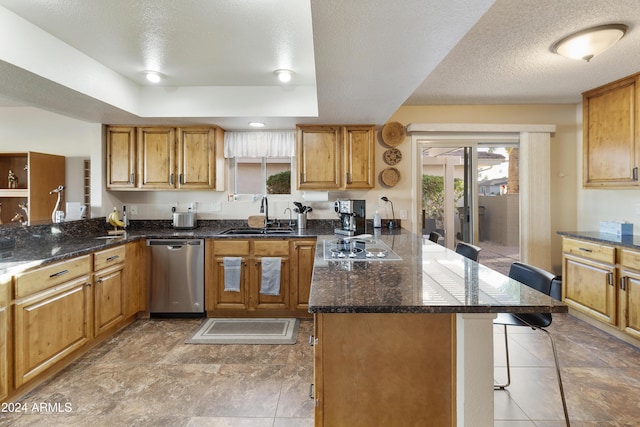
[0,106,99,207]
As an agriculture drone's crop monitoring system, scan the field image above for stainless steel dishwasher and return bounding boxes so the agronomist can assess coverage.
[147,239,204,316]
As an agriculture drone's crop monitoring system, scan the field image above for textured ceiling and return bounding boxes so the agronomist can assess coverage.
[0,0,638,130]
[407,0,640,105]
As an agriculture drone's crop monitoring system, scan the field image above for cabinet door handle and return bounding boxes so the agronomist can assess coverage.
[578,247,593,253]
[96,278,103,283]
[620,276,628,291]
[49,269,69,278]
[607,272,614,286]
[106,255,120,262]
[300,173,306,183]
[129,173,135,184]
[346,172,352,184]
[179,173,183,185]
[309,335,314,346]
[634,167,638,181]
[309,383,314,399]
[170,173,174,185]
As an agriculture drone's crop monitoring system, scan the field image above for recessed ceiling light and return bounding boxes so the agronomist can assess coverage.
[249,122,265,128]
[144,70,163,83]
[274,69,294,83]
[551,24,628,62]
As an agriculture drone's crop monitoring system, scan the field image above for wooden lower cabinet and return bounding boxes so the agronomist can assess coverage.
[618,248,640,339]
[313,313,455,426]
[206,238,314,317]
[0,275,9,402]
[13,275,92,388]
[563,254,616,325]
[93,246,126,337]
[562,237,640,342]
[291,239,316,311]
[207,239,251,312]
[4,243,146,403]
[124,240,147,316]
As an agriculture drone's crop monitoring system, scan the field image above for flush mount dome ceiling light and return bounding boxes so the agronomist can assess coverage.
[551,24,628,62]
[274,69,294,83]
[144,70,163,83]
[249,122,265,128]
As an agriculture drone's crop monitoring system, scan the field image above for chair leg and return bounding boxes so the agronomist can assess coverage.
[494,324,511,389]
[536,327,571,427]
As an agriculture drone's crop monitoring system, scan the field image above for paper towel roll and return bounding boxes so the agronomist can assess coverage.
[302,191,329,201]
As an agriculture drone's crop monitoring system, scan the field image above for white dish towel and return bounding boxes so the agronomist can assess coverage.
[223,257,242,292]
[260,257,281,295]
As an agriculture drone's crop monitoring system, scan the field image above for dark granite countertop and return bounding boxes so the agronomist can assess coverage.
[308,232,568,315]
[0,218,331,276]
[557,231,640,249]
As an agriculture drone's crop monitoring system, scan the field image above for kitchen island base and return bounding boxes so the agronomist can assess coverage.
[313,312,495,427]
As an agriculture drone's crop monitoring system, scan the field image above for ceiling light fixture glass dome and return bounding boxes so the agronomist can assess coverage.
[249,122,265,128]
[274,69,294,83]
[144,70,163,83]
[551,24,628,62]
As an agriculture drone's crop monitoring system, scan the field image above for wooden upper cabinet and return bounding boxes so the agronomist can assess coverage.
[297,124,375,190]
[297,125,342,190]
[138,127,176,190]
[106,125,223,191]
[344,125,375,189]
[106,126,137,189]
[177,127,216,190]
[583,73,640,187]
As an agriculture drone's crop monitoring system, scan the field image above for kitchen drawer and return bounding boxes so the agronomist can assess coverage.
[94,245,126,271]
[619,248,640,270]
[14,255,91,298]
[212,240,250,256]
[562,238,615,264]
[253,240,290,256]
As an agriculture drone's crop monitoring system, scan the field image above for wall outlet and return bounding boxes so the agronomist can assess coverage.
[129,204,138,215]
[211,202,221,212]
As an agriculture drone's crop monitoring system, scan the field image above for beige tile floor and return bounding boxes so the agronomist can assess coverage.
[2,314,639,426]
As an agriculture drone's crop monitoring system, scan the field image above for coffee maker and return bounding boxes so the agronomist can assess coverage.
[334,199,366,236]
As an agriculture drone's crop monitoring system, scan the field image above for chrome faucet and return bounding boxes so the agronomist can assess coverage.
[284,207,293,227]
[260,195,269,226]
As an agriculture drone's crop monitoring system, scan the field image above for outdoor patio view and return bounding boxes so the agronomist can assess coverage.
[422,145,520,276]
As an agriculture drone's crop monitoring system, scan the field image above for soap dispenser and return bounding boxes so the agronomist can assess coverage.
[373,210,382,228]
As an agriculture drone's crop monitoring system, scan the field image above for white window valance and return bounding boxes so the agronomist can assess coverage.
[224,131,295,158]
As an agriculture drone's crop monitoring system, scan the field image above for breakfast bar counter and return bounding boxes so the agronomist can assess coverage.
[308,231,567,427]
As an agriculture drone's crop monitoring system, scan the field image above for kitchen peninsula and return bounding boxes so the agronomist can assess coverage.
[0,220,566,425]
[308,232,567,427]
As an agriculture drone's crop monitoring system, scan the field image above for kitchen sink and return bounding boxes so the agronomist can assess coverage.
[219,228,295,236]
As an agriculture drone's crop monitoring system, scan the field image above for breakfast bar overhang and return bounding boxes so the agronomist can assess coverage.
[308,232,567,427]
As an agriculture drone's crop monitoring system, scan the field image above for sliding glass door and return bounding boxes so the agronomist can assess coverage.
[420,141,520,274]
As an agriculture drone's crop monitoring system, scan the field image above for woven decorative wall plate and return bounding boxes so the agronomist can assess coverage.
[383,148,402,165]
[380,167,400,187]
[381,121,406,147]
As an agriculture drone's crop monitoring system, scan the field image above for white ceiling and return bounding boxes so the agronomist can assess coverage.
[0,0,638,130]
